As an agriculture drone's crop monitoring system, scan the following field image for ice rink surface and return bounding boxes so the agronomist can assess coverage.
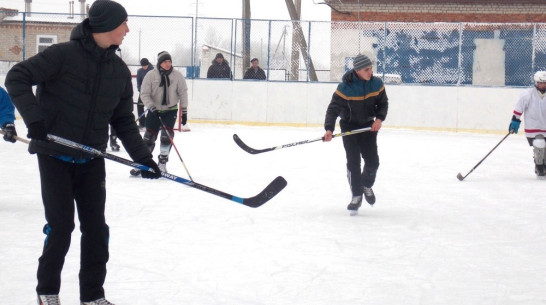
[2,122,545,305]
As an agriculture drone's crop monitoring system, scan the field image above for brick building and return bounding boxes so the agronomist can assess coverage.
[326,0,546,23]
[0,0,85,62]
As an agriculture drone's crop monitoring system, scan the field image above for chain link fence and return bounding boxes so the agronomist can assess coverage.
[1,11,545,87]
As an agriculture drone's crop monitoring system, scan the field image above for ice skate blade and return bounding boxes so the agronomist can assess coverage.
[349,210,358,216]
[536,175,546,180]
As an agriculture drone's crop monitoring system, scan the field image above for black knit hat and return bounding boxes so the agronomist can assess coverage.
[89,0,128,33]
[215,53,224,59]
[353,54,372,71]
[140,58,150,66]
[157,51,172,65]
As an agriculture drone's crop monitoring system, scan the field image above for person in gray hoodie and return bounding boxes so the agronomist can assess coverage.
[130,51,188,176]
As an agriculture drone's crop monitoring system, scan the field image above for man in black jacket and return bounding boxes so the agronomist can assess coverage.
[206,53,232,79]
[4,1,161,304]
[323,54,388,216]
[243,58,266,80]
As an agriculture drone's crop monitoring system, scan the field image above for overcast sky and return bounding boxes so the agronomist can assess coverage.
[2,0,332,21]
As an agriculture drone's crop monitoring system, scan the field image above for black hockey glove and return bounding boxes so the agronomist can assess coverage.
[27,121,48,141]
[181,108,188,125]
[2,122,17,143]
[138,157,162,179]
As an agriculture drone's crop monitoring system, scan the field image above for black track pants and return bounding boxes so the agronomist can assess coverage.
[36,154,109,302]
[342,131,379,196]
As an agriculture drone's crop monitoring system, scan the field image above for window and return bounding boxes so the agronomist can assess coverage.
[36,35,57,53]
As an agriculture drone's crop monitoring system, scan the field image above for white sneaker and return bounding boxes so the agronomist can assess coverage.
[38,295,60,305]
[181,124,191,132]
[81,298,115,305]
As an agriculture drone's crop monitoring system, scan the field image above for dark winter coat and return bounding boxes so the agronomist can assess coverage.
[5,19,151,162]
[243,67,266,80]
[324,69,388,132]
[206,59,232,79]
[136,64,154,92]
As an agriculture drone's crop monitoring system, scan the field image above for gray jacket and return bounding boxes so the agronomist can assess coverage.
[140,68,188,112]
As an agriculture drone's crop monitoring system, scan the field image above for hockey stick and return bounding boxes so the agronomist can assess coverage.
[135,109,147,123]
[233,127,372,154]
[157,115,194,181]
[0,130,30,144]
[13,132,285,207]
[456,132,512,181]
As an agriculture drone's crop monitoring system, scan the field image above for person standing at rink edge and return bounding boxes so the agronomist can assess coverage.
[323,54,389,216]
[136,57,154,130]
[130,51,189,176]
[509,71,546,178]
[0,85,18,143]
[4,1,162,304]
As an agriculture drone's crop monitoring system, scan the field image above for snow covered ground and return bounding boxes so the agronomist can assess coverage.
[2,121,546,305]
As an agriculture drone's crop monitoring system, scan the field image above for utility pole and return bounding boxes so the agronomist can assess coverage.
[242,0,251,76]
[284,0,318,81]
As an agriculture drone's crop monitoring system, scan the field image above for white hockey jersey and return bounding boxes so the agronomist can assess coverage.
[513,87,546,138]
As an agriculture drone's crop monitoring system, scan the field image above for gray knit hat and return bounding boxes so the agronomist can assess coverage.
[157,51,172,65]
[88,0,128,33]
[353,54,372,71]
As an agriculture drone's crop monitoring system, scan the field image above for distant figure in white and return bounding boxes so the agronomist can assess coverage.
[509,71,546,178]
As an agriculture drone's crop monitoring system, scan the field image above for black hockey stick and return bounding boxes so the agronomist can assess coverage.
[40,134,287,207]
[456,132,512,181]
[233,127,372,154]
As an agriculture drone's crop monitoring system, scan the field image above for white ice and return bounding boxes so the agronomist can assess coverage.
[2,121,546,305]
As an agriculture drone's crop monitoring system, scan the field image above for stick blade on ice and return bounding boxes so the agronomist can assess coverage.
[456,173,464,181]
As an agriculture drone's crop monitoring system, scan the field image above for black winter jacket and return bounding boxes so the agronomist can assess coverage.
[206,60,232,79]
[5,19,151,162]
[243,67,266,80]
[324,70,389,132]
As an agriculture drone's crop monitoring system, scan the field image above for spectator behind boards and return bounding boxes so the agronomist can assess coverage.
[4,1,162,304]
[243,58,266,80]
[207,53,232,79]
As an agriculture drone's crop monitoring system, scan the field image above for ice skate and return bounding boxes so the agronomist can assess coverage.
[158,155,168,173]
[38,295,60,305]
[181,124,191,132]
[347,195,362,216]
[81,298,115,305]
[109,135,120,152]
[363,186,376,205]
[535,164,545,179]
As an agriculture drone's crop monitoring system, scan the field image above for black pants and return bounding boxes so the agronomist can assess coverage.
[36,154,109,302]
[137,95,146,127]
[342,130,379,196]
[144,109,177,156]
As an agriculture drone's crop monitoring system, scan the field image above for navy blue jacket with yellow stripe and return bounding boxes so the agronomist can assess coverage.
[324,69,388,132]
